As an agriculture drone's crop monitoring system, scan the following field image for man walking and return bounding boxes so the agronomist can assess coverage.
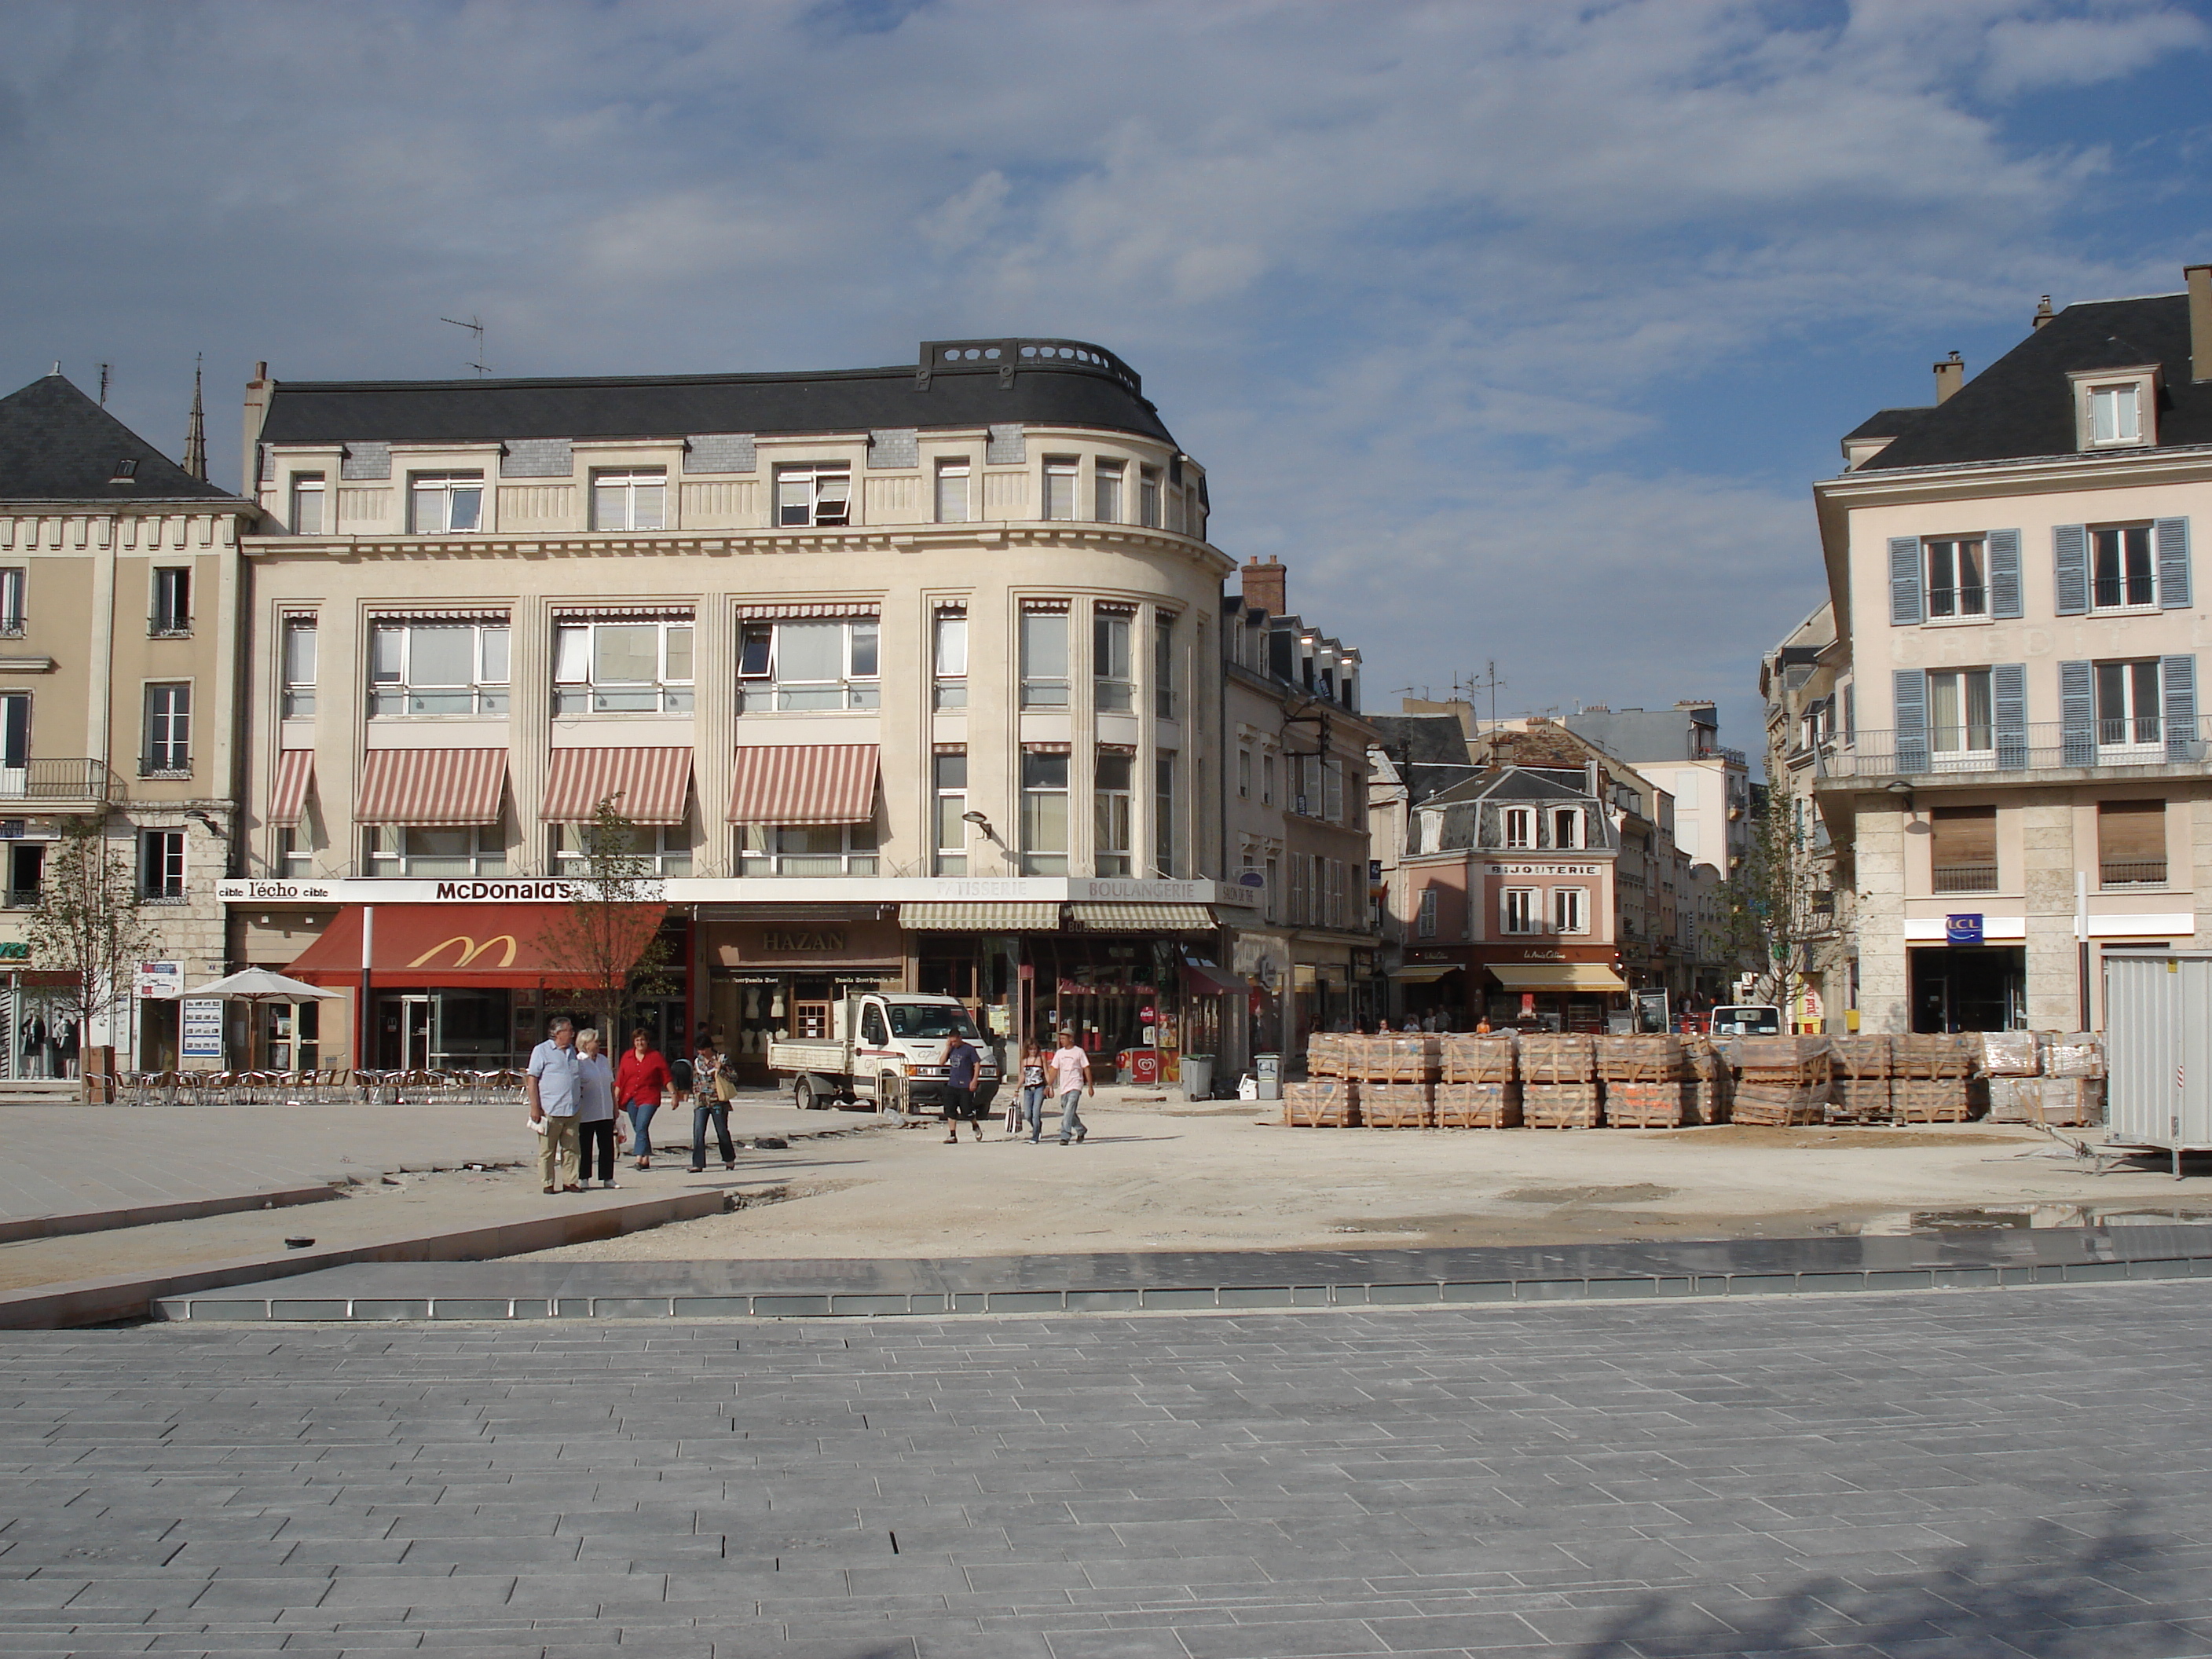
[941,1028,983,1142]
[1049,1029,1092,1144]
[526,1016,584,1193]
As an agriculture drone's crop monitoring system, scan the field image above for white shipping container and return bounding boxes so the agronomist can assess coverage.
[2103,951,2212,1169]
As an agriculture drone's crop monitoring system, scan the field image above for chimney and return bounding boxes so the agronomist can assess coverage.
[240,361,272,497]
[1933,350,1965,403]
[2188,266,2212,383]
[1240,555,1286,618]
[2031,294,2055,330]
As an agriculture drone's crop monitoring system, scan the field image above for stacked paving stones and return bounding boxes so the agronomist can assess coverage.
[1729,1036,1833,1126]
[1435,1031,1522,1126]
[1828,1034,1894,1122]
[1594,1034,1692,1127]
[1891,1033,1979,1122]
[1521,1033,1602,1128]
[1984,1029,2106,1127]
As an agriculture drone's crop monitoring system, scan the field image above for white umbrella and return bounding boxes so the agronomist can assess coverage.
[178,969,339,1073]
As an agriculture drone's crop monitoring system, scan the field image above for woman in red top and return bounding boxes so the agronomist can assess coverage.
[615,1029,672,1170]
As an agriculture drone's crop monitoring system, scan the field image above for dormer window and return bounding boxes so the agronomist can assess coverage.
[111,458,137,482]
[2091,385,2141,445]
[2070,364,2159,452]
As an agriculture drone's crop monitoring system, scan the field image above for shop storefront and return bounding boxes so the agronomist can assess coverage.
[1480,950,1629,1033]
[705,910,906,1082]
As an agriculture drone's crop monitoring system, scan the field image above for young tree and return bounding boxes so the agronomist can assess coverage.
[533,797,675,1038]
[24,815,159,1043]
[1723,788,1833,1014]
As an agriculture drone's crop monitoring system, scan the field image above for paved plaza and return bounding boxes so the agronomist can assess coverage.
[6,1282,2212,1657]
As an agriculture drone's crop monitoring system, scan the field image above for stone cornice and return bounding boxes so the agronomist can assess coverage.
[1815,441,2212,510]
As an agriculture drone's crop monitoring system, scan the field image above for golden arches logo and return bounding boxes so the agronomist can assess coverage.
[405,934,518,970]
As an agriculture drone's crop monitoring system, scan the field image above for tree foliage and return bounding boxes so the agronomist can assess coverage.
[24,817,159,1037]
[1723,788,1829,1011]
[532,798,674,1038]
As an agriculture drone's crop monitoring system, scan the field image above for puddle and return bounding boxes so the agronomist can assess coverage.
[1826,1204,2212,1236]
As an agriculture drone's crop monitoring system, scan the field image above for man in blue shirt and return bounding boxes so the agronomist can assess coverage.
[942,1030,983,1142]
[526,1017,584,1192]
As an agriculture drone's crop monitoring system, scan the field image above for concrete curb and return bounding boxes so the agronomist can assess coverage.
[0,1182,336,1247]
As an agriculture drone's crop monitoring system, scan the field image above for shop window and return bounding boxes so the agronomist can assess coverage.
[1020,610,1070,709]
[736,821,877,877]
[553,817,692,877]
[369,620,510,716]
[2099,799,2167,887]
[933,752,968,875]
[1093,611,1133,711]
[737,618,879,712]
[1020,750,1069,874]
[554,617,694,714]
[1095,751,1133,876]
[932,613,967,709]
[1929,805,1998,894]
[364,825,506,877]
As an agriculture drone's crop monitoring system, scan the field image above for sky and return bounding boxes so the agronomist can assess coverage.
[5,0,2211,758]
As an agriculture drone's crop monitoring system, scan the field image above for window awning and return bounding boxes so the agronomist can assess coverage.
[269,749,315,827]
[285,903,666,990]
[1488,963,1629,991]
[1067,903,1215,932]
[1182,962,1247,995]
[1386,962,1462,983]
[727,745,878,825]
[357,749,507,827]
[543,748,692,825]
[899,902,1061,931]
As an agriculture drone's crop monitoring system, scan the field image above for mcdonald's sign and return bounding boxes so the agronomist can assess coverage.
[405,933,520,970]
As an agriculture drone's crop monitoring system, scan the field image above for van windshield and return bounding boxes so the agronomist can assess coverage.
[1710,1005,1782,1035]
[886,1002,981,1041]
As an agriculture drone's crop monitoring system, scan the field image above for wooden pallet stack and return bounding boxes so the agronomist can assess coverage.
[1358,1033,1438,1126]
[1521,1033,1601,1128]
[1306,1032,1350,1079]
[1683,1038,1730,1124]
[1828,1036,1892,1123]
[1435,1033,1522,1127]
[1891,1034,1977,1122]
[1282,1076,1360,1127]
[1984,1031,2104,1126]
[1595,1035,1690,1127]
[1730,1037,1833,1126]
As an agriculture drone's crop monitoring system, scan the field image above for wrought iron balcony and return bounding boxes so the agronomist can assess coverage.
[0,760,119,807]
[1814,720,2212,782]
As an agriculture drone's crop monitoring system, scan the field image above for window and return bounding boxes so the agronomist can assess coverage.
[1020,609,1070,709]
[1502,887,1539,934]
[1093,612,1133,711]
[0,568,24,635]
[5,841,42,907]
[932,613,967,709]
[553,818,691,877]
[2090,383,2141,445]
[1262,752,1276,806]
[775,464,850,527]
[280,619,317,717]
[736,618,878,712]
[1928,668,1994,756]
[932,753,968,875]
[1502,807,1535,848]
[736,822,878,877]
[1095,751,1133,875]
[2100,799,2167,887]
[150,567,190,636]
[408,471,483,533]
[1043,456,1079,520]
[0,693,26,782]
[1237,749,1251,799]
[1925,538,1987,619]
[1139,465,1161,527]
[591,469,666,532]
[365,826,506,877]
[1324,759,1344,823]
[139,830,185,902]
[1094,460,1124,522]
[554,618,694,713]
[1154,751,1177,876]
[1154,614,1176,719]
[1930,804,1998,893]
[1553,888,1588,935]
[1551,808,1583,849]
[276,826,312,879]
[290,473,324,535]
[1020,751,1069,874]
[2097,659,2163,749]
[2093,526,2156,609]
[1416,886,1437,939]
[935,459,970,524]
[369,621,510,716]
[141,683,190,775]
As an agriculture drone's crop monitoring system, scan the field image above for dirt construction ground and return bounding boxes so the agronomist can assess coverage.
[526,1089,2212,1263]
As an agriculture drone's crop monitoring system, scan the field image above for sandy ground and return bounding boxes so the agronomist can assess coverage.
[525,1091,2212,1262]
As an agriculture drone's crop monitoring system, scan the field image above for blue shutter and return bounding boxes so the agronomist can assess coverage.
[1987,529,2022,618]
[2163,654,2197,762]
[1844,683,1855,742]
[2059,661,2096,766]
[1892,669,1928,774]
[1992,663,2027,769]
[2053,525,2089,615]
[2158,517,2192,610]
[1888,537,1923,626]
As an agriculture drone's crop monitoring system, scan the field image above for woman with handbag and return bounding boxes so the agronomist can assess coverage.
[689,1038,738,1172]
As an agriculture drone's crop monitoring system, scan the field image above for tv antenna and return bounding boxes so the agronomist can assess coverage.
[440,315,490,376]
[97,364,110,405]
[1459,661,1505,734]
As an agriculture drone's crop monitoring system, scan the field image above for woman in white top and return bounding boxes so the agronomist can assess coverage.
[573,1028,620,1189]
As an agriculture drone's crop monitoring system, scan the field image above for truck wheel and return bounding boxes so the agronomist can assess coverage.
[795,1078,819,1111]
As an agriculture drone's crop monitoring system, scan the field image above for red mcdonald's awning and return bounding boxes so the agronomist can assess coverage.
[268,750,315,827]
[357,749,507,826]
[542,748,692,824]
[284,903,667,989]
[727,744,878,825]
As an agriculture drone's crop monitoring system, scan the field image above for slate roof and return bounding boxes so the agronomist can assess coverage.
[1424,766,1594,807]
[1368,715,1474,768]
[258,339,1177,450]
[1859,293,2212,469]
[1844,406,1933,442]
[0,375,240,503]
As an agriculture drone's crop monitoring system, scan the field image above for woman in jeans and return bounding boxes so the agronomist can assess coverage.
[689,1039,737,1172]
[615,1028,671,1170]
[573,1028,619,1188]
[1018,1044,1049,1143]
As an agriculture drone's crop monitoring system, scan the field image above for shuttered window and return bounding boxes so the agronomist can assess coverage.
[2098,800,2166,888]
[1929,806,1996,894]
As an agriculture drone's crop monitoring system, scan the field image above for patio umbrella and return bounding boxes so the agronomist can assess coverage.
[178,969,339,1071]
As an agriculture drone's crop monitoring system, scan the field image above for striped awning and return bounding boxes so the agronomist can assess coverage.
[542,748,691,825]
[899,902,1062,931]
[1067,903,1216,932]
[357,748,507,827]
[727,744,878,826]
[268,749,314,827]
[732,601,881,620]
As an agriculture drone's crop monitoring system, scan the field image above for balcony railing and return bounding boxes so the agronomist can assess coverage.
[0,760,118,804]
[1932,864,1999,894]
[2100,859,2170,887]
[1815,720,2212,781]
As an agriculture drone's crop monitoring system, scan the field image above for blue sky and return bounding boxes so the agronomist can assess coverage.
[5,0,2210,755]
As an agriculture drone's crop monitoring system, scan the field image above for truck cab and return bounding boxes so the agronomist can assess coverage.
[770,993,1000,1113]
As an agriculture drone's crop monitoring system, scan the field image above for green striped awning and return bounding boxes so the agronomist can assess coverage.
[899,902,1062,931]
[1066,903,1216,932]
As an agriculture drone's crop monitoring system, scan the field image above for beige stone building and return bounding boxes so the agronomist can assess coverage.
[0,373,258,1073]
[229,339,1251,1082]
[1812,267,2212,1031]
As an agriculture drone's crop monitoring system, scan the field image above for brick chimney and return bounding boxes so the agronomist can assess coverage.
[1932,350,1965,403]
[2031,295,2054,330]
[1240,555,1286,618]
[2188,265,2212,382]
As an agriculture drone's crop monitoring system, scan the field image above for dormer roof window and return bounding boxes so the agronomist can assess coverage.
[2068,363,2159,452]
[111,457,137,482]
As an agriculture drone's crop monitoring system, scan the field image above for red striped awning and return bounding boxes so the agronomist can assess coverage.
[727,744,878,826]
[357,748,507,827]
[269,750,315,827]
[732,601,881,620]
[542,748,692,825]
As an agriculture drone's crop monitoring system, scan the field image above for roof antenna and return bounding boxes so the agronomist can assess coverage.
[98,364,110,405]
[182,354,207,482]
[441,315,489,377]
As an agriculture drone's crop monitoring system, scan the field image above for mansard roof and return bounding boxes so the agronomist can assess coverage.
[0,375,240,503]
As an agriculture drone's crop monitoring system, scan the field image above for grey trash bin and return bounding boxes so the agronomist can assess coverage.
[1254,1053,1281,1101]
[1181,1055,1214,1102]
